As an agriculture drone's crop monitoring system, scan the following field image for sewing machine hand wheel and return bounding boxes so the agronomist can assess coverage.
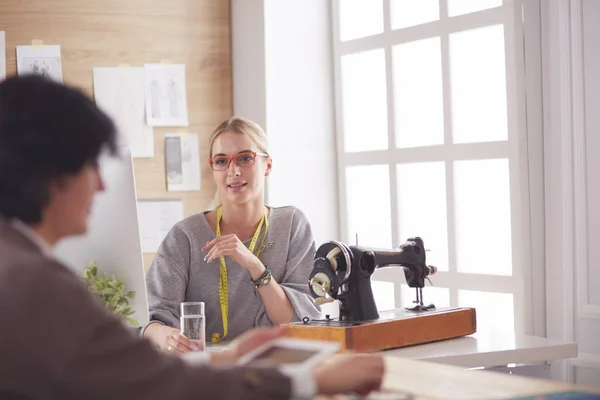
[309,241,353,301]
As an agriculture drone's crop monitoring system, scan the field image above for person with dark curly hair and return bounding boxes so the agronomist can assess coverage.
[0,75,385,400]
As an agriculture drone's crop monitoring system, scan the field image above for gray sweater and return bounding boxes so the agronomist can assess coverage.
[145,205,322,342]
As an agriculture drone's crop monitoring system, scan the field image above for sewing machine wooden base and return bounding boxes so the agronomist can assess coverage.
[284,307,476,353]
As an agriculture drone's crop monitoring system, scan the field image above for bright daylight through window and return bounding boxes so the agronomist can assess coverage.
[332,0,529,335]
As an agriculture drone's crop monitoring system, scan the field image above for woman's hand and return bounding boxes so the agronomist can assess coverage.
[203,234,263,274]
[143,323,204,355]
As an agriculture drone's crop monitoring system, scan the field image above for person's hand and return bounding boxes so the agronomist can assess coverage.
[210,326,289,365]
[312,353,385,396]
[144,323,204,355]
[202,234,261,272]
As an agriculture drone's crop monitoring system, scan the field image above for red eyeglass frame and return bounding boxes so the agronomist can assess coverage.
[208,151,269,171]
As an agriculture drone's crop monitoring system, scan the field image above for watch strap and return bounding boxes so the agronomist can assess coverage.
[251,266,272,289]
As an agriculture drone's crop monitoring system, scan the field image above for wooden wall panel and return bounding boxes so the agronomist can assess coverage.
[0,0,231,270]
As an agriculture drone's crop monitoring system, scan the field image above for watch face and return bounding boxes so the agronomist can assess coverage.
[254,269,272,288]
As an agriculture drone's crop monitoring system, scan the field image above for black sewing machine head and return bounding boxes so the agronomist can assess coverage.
[308,237,437,322]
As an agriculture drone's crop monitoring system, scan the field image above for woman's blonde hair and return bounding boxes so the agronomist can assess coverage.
[207,117,270,209]
[209,116,269,157]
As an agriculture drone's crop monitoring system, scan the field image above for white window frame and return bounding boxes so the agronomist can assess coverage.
[331,0,533,335]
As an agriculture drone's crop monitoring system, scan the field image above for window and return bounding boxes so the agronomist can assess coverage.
[332,0,529,335]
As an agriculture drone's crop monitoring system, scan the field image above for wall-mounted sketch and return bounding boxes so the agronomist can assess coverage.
[144,63,189,127]
[93,67,154,158]
[164,133,200,192]
[0,32,6,80]
[16,45,63,83]
[137,199,184,253]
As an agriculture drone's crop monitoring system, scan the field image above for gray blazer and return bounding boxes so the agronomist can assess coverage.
[0,217,292,399]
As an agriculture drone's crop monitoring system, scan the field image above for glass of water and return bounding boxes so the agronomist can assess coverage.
[180,301,205,351]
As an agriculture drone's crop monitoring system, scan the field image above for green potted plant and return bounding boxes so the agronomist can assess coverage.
[82,261,139,328]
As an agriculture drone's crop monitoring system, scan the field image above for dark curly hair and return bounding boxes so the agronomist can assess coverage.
[0,75,117,223]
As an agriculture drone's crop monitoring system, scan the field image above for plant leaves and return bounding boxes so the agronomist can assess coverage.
[126,318,140,328]
[80,260,138,323]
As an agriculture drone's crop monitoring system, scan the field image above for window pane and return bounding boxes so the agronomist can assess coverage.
[397,162,448,271]
[459,290,514,334]
[450,25,508,143]
[454,159,512,275]
[372,281,396,311]
[341,49,389,152]
[401,284,450,309]
[339,0,383,41]
[393,37,443,148]
[447,0,502,17]
[346,165,392,248]
[391,0,439,30]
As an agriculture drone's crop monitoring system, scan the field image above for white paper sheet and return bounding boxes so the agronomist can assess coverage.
[144,63,189,127]
[137,199,184,253]
[93,67,154,158]
[16,44,63,82]
[0,32,6,80]
[165,133,201,192]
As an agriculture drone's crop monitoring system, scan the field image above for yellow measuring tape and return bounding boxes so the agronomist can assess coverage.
[212,205,270,344]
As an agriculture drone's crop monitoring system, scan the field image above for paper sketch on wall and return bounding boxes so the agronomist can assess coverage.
[164,133,200,192]
[16,44,63,83]
[93,67,154,158]
[144,63,189,127]
[137,199,184,253]
[0,32,6,80]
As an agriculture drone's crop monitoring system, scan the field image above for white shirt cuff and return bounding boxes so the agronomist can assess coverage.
[280,368,317,399]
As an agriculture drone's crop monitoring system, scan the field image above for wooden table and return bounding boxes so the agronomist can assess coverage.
[382,357,600,399]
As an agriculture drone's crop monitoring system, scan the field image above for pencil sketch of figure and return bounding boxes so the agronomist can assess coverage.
[16,45,64,83]
[39,61,50,78]
[149,75,180,120]
[20,57,62,83]
[150,78,162,119]
[144,64,188,126]
[31,60,41,75]
[168,78,178,118]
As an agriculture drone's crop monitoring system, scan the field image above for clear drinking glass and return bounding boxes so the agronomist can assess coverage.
[180,301,205,351]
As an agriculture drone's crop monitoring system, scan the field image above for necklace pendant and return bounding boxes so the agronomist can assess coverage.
[260,240,274,253]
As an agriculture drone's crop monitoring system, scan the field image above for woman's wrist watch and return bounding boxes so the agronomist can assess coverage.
[251,266,272,291]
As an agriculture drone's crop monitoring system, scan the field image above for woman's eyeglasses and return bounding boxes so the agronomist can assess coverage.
[208,151,269,171]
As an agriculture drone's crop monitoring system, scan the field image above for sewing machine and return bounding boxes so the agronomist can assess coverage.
[284,237,477,352]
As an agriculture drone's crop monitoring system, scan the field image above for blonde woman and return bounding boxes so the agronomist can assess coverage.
[143,117,321,353]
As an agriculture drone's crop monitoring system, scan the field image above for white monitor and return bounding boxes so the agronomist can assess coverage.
[54,146,149,327]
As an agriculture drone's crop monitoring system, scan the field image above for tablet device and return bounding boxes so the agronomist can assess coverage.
[236,337,340,372]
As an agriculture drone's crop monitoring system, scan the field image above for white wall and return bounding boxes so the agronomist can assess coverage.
[583,0,600,308]
[542,0,600,386]
[231,0,339,246]
[576,0,600,370]
[231,0,267,131]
